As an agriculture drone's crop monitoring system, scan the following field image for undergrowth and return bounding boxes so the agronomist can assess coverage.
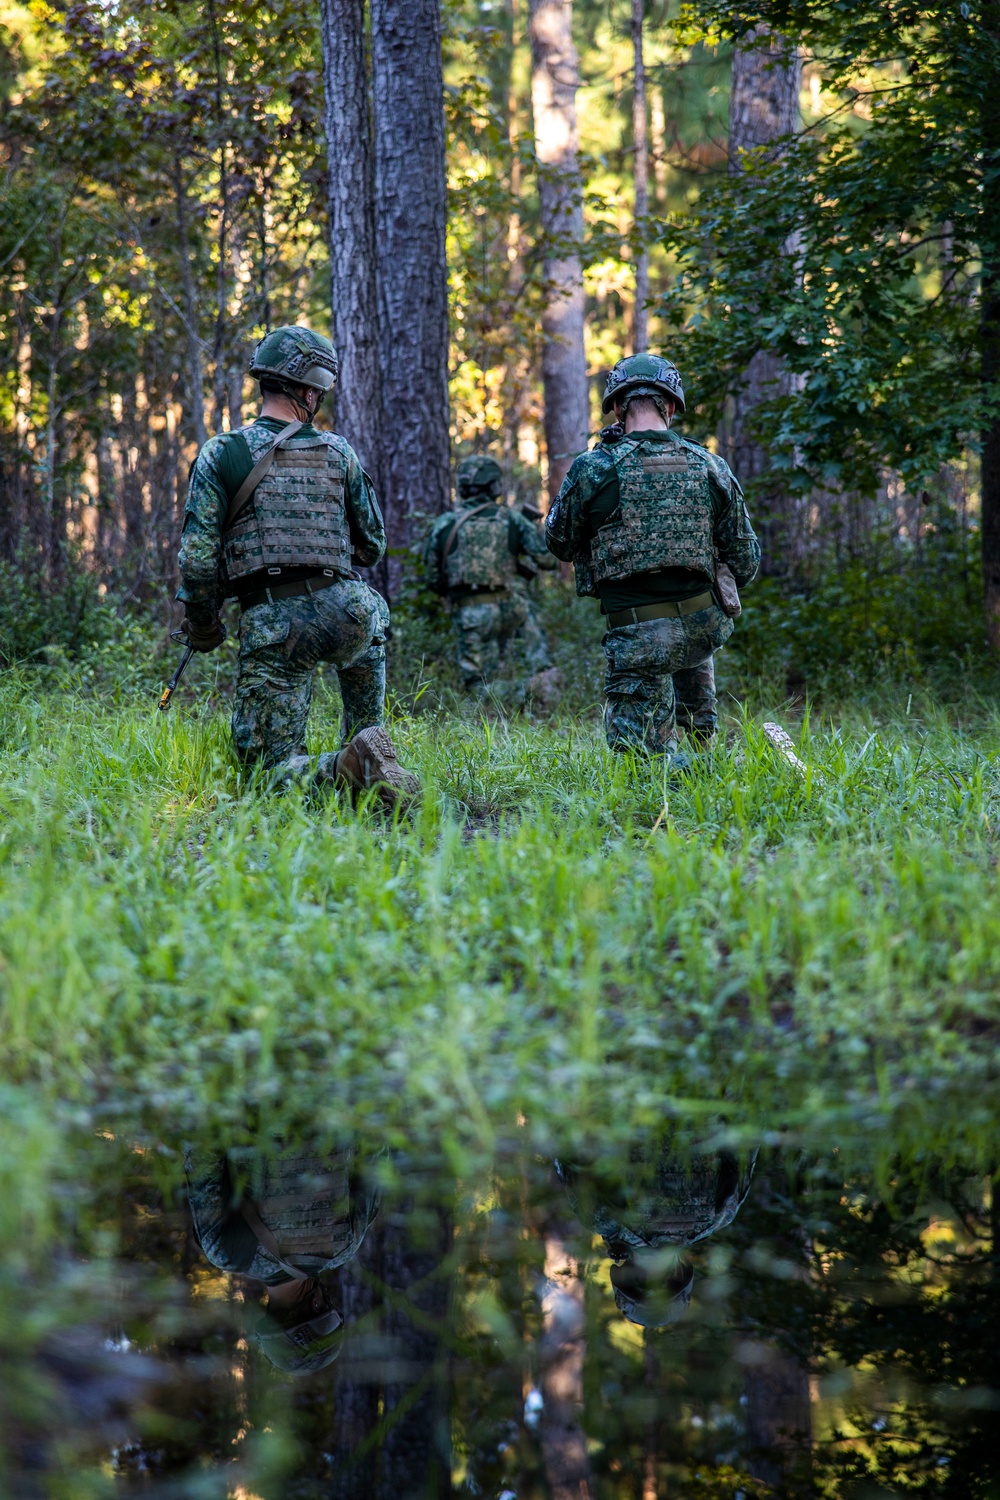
[1,636,999,1261]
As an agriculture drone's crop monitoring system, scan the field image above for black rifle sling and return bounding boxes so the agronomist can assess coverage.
[223,419,304,532]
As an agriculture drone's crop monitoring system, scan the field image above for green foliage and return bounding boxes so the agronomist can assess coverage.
[663,0,984,499]
[732,523,988,689]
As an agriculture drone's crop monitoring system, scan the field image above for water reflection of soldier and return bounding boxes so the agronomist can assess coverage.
[185,1143,379,1375]
[556,1139,756,1328]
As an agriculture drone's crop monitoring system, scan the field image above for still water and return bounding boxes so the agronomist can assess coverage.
[5,1125,998,1498]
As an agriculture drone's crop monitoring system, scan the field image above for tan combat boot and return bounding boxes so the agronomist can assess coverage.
[333,726,421,812]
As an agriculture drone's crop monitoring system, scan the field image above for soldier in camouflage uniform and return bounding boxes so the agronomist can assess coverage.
[556,1133,756,1328]
[423,456,559,696]
[186,1141,380,1375]
[176,326,418,808]
[545,353,761,765]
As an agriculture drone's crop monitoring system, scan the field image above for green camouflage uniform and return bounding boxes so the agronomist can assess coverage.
[423,493,556,691]
[177,416,387,773]
[546,426,760,755]
[186,1143,380,1285]
[556,1136,757,1326]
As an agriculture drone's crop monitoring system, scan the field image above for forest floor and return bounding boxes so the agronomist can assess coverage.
[2,591,1000,1226]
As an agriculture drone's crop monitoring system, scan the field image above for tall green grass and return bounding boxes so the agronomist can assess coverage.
[0,653,998,1224]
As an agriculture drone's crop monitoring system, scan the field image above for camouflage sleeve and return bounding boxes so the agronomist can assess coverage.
[338,439,386,569]
[510,511,557,570]
[707,453,761,588]
[176,435,233,607]
[544,453,593,561]
[545,450,612,597]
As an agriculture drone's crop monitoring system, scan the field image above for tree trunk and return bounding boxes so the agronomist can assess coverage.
[631,0,649,354]
[529,0,590,504]
[370,0,451,598]
[319,0,385,487]
[981,4,1000,652]
[172,163,208,451]
[725,28,801,575]
[537,1231,592,1500]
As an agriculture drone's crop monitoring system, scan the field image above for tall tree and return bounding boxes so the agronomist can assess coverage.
[320,0,383,488]
[529,0,590,503]
[631,0,650,354]
[982,3,1000,652]
[371,0,451,593]
[725,28,801,573]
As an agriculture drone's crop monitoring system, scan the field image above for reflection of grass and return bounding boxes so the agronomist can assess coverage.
[0,647,998,1218]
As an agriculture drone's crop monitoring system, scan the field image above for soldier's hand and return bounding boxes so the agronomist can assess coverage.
[181,614,227,653]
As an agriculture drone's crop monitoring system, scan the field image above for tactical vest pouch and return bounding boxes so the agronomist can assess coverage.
[714,561,742,618]
[590,437,716,585]
[224,439,351,584]
[445,509,514,592]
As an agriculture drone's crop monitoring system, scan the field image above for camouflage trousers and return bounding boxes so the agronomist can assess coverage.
[602,603,734,755]
[509,579,553,676]
[232,576,389,772]
[453,587,550,690]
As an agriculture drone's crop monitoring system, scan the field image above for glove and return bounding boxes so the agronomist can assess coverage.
[181,613,227,653]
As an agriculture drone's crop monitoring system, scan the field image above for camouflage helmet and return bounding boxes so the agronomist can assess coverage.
[456,455,503,501]
[254,1291,343,1376]
[602,352,685,415]
[249,326,339,393]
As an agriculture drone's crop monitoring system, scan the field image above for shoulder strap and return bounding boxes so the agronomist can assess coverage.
[441,502,499,567]
[239,1198,310,1281]
[224,419,303,532]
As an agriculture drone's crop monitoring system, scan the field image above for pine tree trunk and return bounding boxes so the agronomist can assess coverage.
[631,0,649,354]
[319,0,384,487]
[529,0,590,504]
[981,4,1000,652]
[370,0,451,597]
[726,29,801,575]
[538,1230,593,1500]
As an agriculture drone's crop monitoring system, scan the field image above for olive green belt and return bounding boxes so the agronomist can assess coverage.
[453,588,508,606]
[606,591,714,629]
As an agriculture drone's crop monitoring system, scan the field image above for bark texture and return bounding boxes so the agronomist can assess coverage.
[725,28,801,575]
[982,5,1000,652]
[529,0,590,503]
[371,0,451,592]
[631,0,649,354]
[319,0,384,487]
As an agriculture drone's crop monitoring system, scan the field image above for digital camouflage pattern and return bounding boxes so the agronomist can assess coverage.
[591,432,717,584]
[556,1141,756,1255]
[232,577,389,771]
[602,352,686,414]
[546,424,759,750]
[445,508,516,592]
[424,500,556,689]
[178,418,385,608]
[186,1143,379,1286]
[545,428,759,601]
[603,605,733,754]
[556,1138,756,1327]
[248,325,339,392]
[509,576,553,675]
[223,436,352,583]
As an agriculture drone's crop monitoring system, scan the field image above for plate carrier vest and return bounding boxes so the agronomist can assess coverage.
[590,435,716,585]
[223,430,352,584]
[445,507,515,592]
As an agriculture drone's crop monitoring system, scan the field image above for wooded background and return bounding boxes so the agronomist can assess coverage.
[0,0,988,648]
